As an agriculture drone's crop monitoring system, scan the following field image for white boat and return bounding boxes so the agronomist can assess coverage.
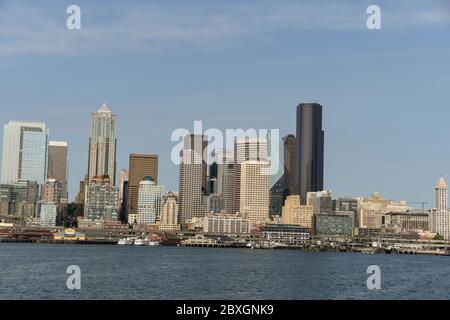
[118,238,134,245]
[148,241,160,247]
[134,239,150,246]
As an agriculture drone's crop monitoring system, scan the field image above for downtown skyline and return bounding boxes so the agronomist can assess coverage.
[0,0,449,205]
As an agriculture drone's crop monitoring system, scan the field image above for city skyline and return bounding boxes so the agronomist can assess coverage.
[1,0,450,206]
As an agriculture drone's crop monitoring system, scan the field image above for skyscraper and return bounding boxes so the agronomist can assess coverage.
[87,104,117,186]
[431,176,450,239]
[296,103,324,204]
[48,141,68,202]
[179,134,208,225]
[1,121,48,185]
[239,160,270,225]
[159,191,180,231]
[283,134,296,196]
[217,149,234,214]
[137,176,165,225]
[233,138,268,215]
[85,175,118,221]
[127,154,158,219]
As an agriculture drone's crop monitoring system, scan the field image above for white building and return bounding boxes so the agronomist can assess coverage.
[137,177,165,225]
[430,176,450,239]
[239,160,270,226]
[203,213,251,235]
[40,204,57,227]
[159,191,180,231]
[1,121,48,185]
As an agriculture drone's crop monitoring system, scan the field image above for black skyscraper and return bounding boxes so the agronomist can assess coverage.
[296,103,324,204]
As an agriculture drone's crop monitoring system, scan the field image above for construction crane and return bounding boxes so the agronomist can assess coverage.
[408,201,429,214]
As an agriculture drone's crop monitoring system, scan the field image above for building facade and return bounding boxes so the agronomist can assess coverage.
[137,177,165,225]
[315,213,353,236]
[239,160,270,226]
[47,141,68,203]
[85,176,118,221]
[203,213,251,235]
[296,103,324,204]
[159,191,180,231]
[430,176,450,239]
[281,195,313,229]
[87,104,117,186]
[307,190,332,215]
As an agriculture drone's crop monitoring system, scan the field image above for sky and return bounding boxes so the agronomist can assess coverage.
[0,0,450,207]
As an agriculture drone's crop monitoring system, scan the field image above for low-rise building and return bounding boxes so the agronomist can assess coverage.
[203,213,251,235]
[315,213,353,236]
[260,224,310,247]
[382,211,429,232]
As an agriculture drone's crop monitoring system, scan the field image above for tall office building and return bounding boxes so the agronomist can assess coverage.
[239,160,270,226]
[127,154,158,219]
[87,104,117,186]
[296,103,324,204]
[269,176,285,216]
[136,176,165,225]
[233,138,268,215]
[1,121,48,186]
[179,134,208,225]
[283,134,297,196]
[217,149,235,214]
[431,176,450,239]
[48,141,68,202]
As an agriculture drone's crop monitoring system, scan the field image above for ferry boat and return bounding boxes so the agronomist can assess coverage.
[134,238,150,246]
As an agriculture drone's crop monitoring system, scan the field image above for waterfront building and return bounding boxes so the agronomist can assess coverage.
[1,121,48,186]
[358,192,411,228]
[216,149,235,214]
[239,160,270,226]
[179,134,208,225]
[314,212,354,236]
[260,224,310,247]
[233,138,268,215]
[307,190,332,215]
[53,228,85,241]
[430,176,450,239]
[296,103,324,204]
[87,104,117,186]
[159,191,180,231]
[136,176,165,225]
[383,211,429,232]
[47,141,68,203]
[127,153,158,220]
[203,213,251,235]
[85,175,118,221]
[281,195,313,229]
[40,204,57,227]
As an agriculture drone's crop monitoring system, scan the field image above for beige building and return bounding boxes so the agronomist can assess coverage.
[358,192,411,228]
[159,191,180,231]
[239,160,270,226]
[179,134,208,225]
[281,195,313,228]
[203,212,251,235]
[88,104,117,186]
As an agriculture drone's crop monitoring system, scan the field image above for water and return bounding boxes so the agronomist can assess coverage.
[0,243,449,300]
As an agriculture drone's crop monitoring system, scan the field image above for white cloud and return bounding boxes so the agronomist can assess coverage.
[0,0,448,56]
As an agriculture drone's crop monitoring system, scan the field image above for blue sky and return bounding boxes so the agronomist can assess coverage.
[1,0,450,206]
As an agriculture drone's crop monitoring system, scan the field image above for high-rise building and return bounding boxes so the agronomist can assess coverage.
[47,141,68,202]
[269,176,285,216]
[430,176,450,239]
[87,104,117,186]
[179,134,208,225]
[233,138,268,215]
[239,160,270,226]
[136,176,165,225]
[333,197,359,227]
[118,169,128,211]
[296,103,324,204]
[283,134,297,196]
[85,175,118,221]
[40,204,57,227]
[159,191,180,231]
[1,121,48,186]
[217,150,234,214]
[0,181,38,217]
[42,179,62,205]
[127,154,158,219]
[281,195,313,229]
